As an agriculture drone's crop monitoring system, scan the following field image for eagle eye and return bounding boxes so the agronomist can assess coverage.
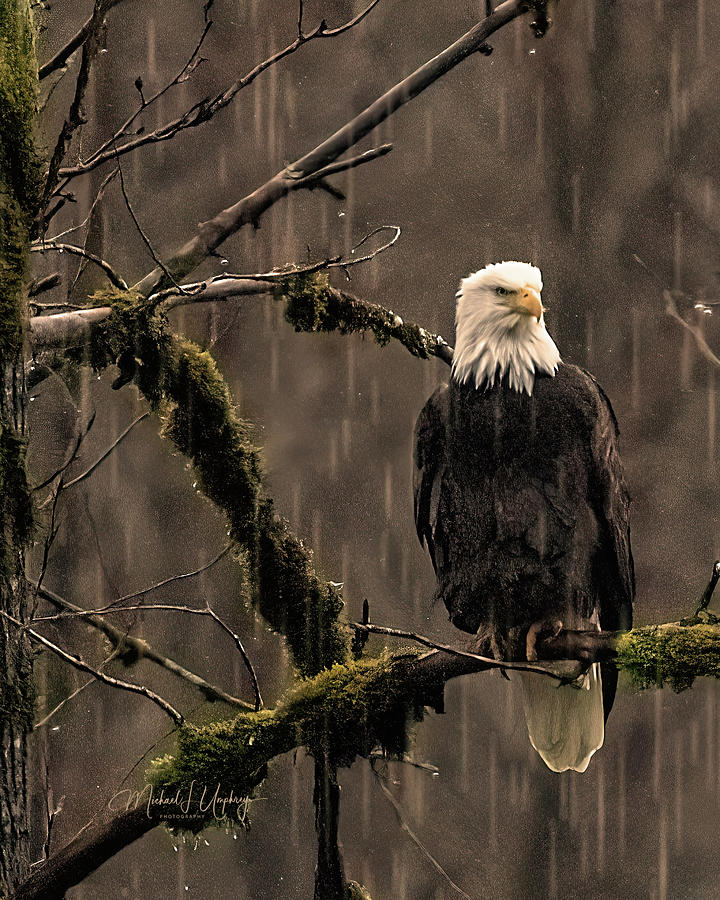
[495,286,509,296]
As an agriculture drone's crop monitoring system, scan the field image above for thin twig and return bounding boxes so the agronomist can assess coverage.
[30,242,128,290]
[79,20,213,171]
[665,290,720,369]
[31,599,262,708]
[289,144,394,189]
[203,604,263,710]
[30,582,253,710]
[104,542,233,609]
[370,758,471,899]
[62,412,149,490]
[114,155,182,290]
[1,611,184,725]
[34,676,96,730]
[56,2,383,182]
[45,169,119,244]
[33,476,65,616]
[155,225,402,308]
[32,409,96,493]
[131,0,530,297]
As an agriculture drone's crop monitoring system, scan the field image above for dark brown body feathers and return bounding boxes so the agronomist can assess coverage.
[413,363,634,636]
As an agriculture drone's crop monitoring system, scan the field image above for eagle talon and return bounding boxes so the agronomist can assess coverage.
[526,619,563,661]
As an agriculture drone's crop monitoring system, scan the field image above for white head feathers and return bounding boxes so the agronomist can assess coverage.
[451,261,561,396]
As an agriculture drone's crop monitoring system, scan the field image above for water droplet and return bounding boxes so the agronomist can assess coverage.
[173,845,178,852]
[220,258,229,266]
[338,211,346,217]
[529,49,536,54]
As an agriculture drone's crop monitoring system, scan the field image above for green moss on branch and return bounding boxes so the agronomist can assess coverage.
[0,0,42,359]
[148,650,426,823]
[617,623,720,692]
[280,273,450,361]
[87,288,348,675]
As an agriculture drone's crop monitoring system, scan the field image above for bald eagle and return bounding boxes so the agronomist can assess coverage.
[413,261,634,772]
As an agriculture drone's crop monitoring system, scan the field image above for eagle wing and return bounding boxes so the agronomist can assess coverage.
[584,370,635,631]
[412,384,449,573]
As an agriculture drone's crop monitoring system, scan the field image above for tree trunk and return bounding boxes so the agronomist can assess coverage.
[313,752,346,900]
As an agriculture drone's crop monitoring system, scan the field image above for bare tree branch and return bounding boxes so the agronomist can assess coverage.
[30,583,255,711]
[1,611,184,725]
[665,289,720,369]
[370,758,472,900]
[32,598,263,709]
[156,224,402,308]
[33,676,96,730]
[38,0,127,80]
[61,412,149,490]
[354,621,583,681]
[32,409,96,493]
[130,0,531,298]
[290,143,394,192]
[55,1,382,183]
[202,604,263,711]
[29,242,128,290]
[114,156,182,290]
[42,0,110,208]
[28,274,61,298]
[103,543,233,609]
[79,20,213,171]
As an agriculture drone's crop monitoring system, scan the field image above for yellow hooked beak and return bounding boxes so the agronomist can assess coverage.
[512,286,544,321]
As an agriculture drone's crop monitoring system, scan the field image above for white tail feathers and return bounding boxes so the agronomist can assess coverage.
[518,664,605,773]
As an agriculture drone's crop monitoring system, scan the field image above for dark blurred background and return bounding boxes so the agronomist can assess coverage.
[28,1,720,897]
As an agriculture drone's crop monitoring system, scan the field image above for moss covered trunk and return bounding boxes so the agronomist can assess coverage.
[0,0,40,892]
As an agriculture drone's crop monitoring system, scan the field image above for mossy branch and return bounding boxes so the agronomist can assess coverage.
[280,273,454,365]
[80,287,350,678]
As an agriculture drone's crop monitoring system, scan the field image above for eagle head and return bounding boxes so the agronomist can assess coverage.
[451,260,561,395]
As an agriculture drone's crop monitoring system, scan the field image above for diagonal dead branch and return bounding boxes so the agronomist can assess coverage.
[30,598,263,709]
[38,0,128,80]
[41,0,110,209]
[665,289,720,369]
[33,676,96,730]
[61,412,149,491]
[202,604,263,711]
[30,242,128,290]
[32,409,96,493]
[1,610,184,725]
[55,1,382,184]
[130,0,531,297]
[103,543,233,609]
[30,583,254,710]
[370,757,472,899]
[114,155,182,290]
